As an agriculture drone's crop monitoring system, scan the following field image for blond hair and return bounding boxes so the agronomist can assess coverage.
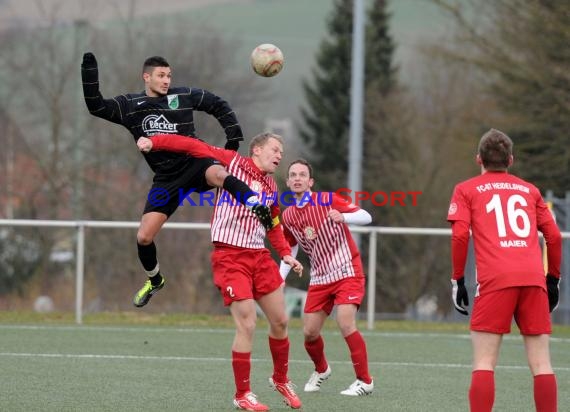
[248,132,283,156]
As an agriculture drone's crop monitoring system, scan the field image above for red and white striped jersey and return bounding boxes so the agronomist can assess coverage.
[150,134,290,256]
[282,192,364,285]
[211,155,280,249]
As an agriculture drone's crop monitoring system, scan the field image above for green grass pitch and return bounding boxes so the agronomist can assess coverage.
[1,315,569,411]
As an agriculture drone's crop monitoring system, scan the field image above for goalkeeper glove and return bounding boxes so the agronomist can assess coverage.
[224,138,240,151]
[451,277,469,316]
[546,273,560,313]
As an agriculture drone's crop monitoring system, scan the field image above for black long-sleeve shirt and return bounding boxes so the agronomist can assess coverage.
[82,66,243,176]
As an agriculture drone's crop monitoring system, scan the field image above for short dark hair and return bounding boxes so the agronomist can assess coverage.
[288,158,313,178]
[142,56,170,74]
[478,128,513,171]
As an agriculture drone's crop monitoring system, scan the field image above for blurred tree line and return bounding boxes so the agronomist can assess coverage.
[299,0,569,316]
[0,0,568,317]
[431,0,570,195]
[0,3,270,313]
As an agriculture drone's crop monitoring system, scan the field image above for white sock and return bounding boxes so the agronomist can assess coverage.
[144,264,160,277]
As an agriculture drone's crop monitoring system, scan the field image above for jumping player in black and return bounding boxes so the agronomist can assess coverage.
[81,53,272,307]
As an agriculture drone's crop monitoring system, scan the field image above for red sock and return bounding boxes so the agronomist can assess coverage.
[534,374,557,412]
[469,370,495,412]
[304,335,329,373]
[232,351,251,397]
[269,336,289,384]
[344,331,372,384]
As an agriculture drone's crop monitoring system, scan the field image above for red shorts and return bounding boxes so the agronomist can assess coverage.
[471,286,551,335]
[304,275,365,315]
[211,244,283,306]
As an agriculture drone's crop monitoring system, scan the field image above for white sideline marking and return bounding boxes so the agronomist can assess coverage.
[0,352,568,372]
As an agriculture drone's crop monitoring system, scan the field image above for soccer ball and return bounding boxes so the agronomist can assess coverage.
[250,44,284,77]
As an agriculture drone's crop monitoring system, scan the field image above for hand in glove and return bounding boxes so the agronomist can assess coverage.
[451,277,469,316]
[546,274,560,313]
[81,52,98,70]
[81,52,101,111]
[224,138,240,151]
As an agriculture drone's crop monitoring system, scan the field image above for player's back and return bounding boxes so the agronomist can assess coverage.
[453,171,549,293]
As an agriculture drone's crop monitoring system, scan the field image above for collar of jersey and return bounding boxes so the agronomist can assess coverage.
[295,191,314,208]
[245,157,267,176]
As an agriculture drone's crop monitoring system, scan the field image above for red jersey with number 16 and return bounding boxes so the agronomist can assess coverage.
[447,171,558,294]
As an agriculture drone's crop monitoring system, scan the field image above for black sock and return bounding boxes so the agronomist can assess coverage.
[137,242,162,286]
[137,242,162,285]
[137,241,157,270]
[149,273,163,286]
[222,175,258,207]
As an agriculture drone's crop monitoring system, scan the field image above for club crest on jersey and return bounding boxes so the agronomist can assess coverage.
[304,226,317,240]
[142,114,178,134]
[448,202,458,215]
[250,180,262,193]
[167,94,179,109]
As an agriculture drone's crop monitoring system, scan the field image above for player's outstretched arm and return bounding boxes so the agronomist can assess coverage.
[191,88,244,150]
[81,53,100,113]
[81,52,122,124]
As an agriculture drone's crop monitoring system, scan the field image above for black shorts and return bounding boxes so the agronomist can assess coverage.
[143,157,219,217]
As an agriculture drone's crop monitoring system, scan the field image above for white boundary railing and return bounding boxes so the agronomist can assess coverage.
[0,219,208,325]
[1,219,568,329]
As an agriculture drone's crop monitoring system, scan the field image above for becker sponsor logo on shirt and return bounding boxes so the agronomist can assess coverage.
[142,114,178,135]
